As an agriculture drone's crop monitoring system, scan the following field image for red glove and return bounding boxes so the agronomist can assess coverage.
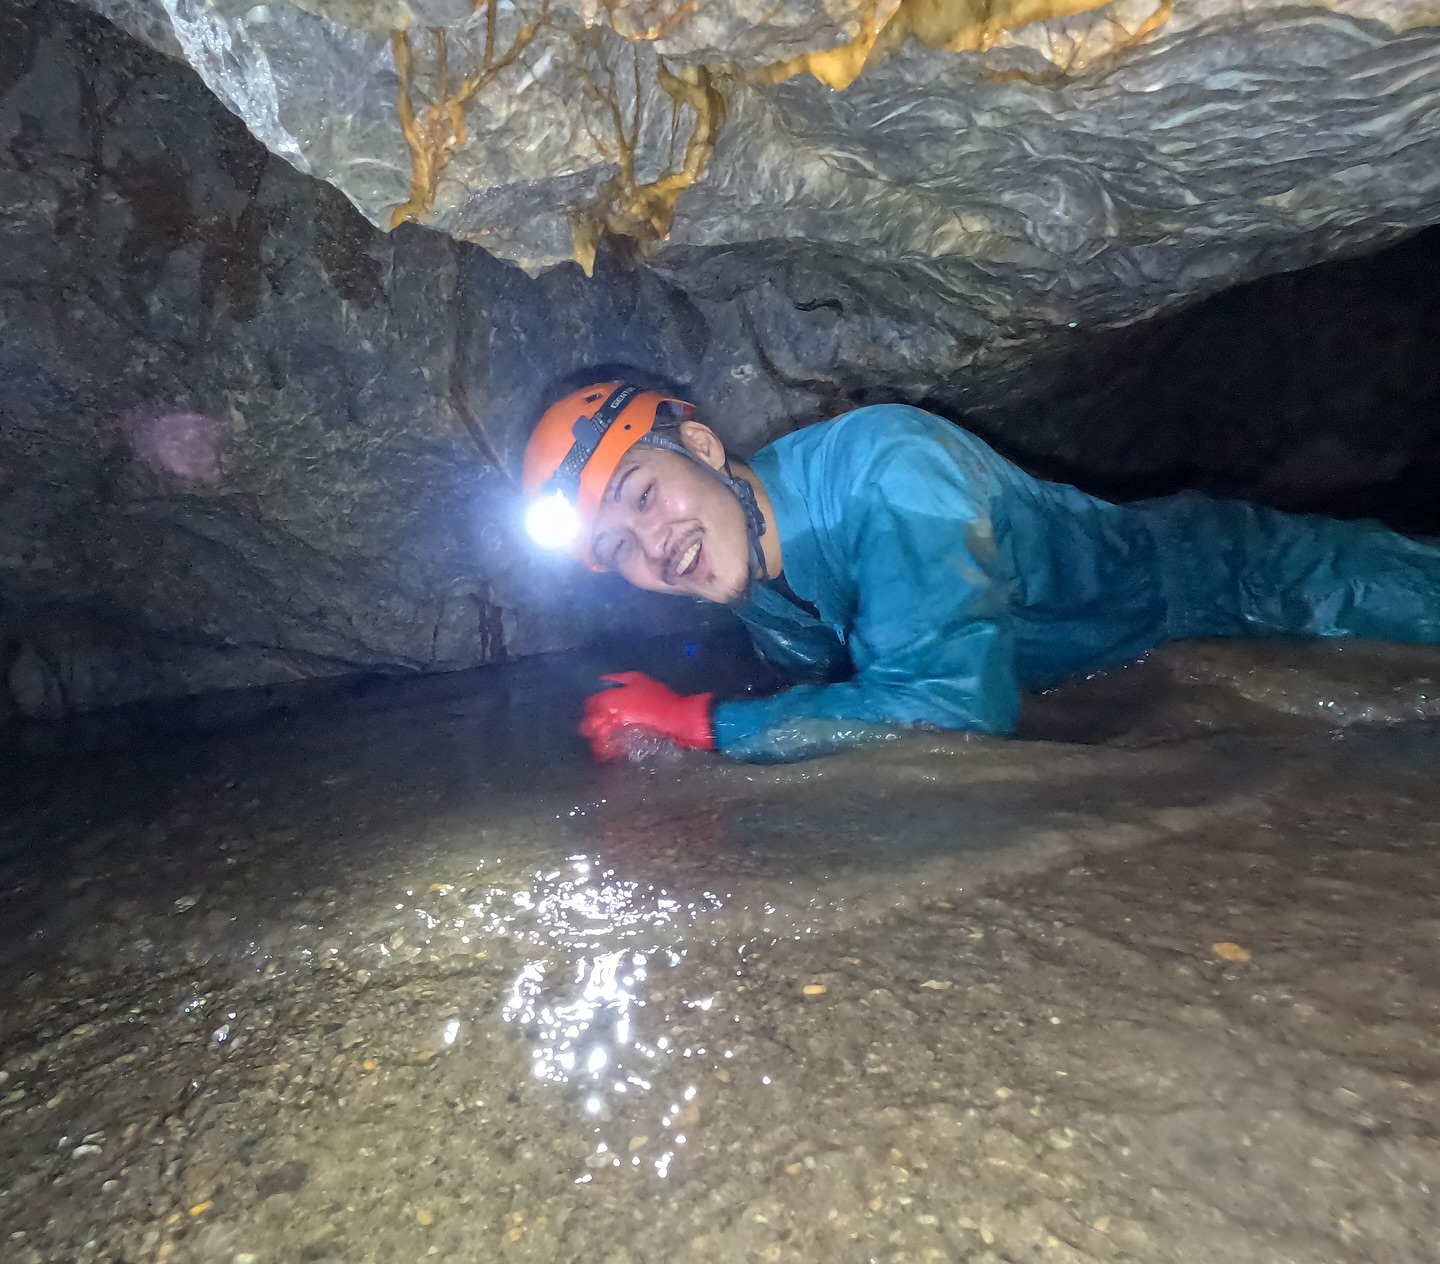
[579,672,715,761]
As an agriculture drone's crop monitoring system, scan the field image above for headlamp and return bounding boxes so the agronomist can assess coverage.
[525,488,583,551]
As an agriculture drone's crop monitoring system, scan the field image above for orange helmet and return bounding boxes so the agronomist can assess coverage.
[522,382,695,570]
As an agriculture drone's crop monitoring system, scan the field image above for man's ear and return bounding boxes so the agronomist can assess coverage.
[677,419,728,471]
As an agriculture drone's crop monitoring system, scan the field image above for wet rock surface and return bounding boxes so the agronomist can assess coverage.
[0,0,725,717]
[1020,637,1440,742]
[1,637,1437,1262]
[74,0,1440,297]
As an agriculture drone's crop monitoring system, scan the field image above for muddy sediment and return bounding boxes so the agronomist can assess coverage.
[1,639,1437,1263]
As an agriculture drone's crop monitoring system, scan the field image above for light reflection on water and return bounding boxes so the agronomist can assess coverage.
[457,853,727,1175]
[371,806,839,1180]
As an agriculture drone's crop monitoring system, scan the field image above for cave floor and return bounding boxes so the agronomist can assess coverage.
[0,643,1438,1264]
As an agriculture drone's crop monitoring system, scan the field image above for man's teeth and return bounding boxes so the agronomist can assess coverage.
[678,540,701,576]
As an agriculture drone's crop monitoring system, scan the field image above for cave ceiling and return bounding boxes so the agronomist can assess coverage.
[78,0,1440,355]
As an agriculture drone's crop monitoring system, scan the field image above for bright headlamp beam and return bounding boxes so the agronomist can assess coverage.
[526,490,582,550]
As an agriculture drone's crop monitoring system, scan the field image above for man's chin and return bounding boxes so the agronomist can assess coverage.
[670,577,746,606]
[648,567,747,605]
[713,575,752,606]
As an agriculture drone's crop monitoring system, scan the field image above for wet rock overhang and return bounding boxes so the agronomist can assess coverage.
[79,0,1440,325]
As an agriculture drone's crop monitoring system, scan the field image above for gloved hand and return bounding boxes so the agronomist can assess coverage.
[579,672,715,761]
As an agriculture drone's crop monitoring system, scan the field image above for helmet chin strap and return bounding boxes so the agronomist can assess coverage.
[722,464,769,589]
[641,433,768,594]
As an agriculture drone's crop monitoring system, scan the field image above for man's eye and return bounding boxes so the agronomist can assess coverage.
[638,485,651,510]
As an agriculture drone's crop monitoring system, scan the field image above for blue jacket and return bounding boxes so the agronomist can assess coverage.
[712,406,1440,760]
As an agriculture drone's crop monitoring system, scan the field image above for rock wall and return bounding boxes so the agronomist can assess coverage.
[0,0,729,720]
[3,0,1440,722]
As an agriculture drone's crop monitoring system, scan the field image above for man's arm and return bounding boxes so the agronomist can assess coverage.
[713,418,1019,760]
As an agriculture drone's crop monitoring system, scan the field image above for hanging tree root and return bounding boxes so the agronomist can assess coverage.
[570,51,724,274]
[389,0,547,230]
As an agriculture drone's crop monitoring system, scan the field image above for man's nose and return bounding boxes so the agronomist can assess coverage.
[635,517,669,562]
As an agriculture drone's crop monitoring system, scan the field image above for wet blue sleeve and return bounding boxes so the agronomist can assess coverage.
[741,619,850,684]
[712,426,1018,760]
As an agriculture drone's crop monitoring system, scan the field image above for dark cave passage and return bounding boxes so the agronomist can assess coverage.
[947,224,1440,535]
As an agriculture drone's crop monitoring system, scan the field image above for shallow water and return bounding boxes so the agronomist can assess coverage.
[1,637,1438,1264]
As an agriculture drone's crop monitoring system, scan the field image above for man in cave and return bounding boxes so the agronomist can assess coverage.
[522,379,1440,761]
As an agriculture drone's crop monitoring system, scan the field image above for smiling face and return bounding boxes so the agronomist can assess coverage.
[589,420,753,604]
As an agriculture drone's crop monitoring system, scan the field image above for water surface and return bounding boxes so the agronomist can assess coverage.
[1,636,1437,1263]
